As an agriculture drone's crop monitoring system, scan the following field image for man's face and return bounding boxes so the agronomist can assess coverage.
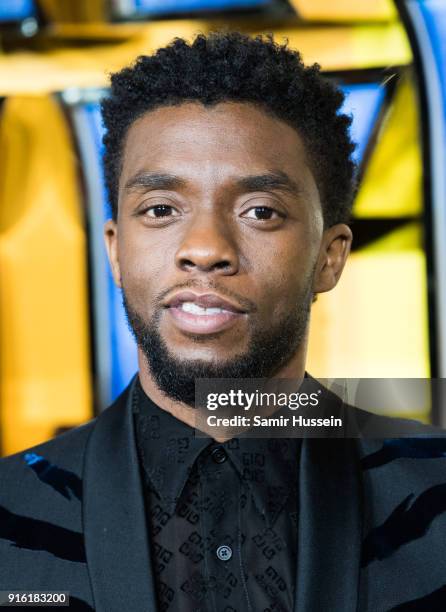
[105,102,349,404]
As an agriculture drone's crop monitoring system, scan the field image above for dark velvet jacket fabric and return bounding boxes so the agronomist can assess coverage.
[1,376,446,611]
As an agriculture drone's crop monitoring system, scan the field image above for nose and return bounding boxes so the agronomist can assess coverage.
[174,212,239,275]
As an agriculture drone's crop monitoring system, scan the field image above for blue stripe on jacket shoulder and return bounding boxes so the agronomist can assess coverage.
[23,453,82,501]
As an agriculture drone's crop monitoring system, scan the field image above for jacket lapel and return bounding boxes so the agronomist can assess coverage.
[83,378,158,612]
[295,435,363,612]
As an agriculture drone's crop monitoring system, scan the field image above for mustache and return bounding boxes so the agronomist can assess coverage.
[153,280,257,313]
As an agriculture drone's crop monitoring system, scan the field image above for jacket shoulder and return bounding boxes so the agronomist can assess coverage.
[0,380,133,486]
[0,419,98,591]
[0,417,97,478]
[348,403,445,437]
[0,419,99,528]
[354,407,446,485]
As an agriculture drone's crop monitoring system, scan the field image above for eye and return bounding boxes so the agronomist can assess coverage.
[242,206,283,221]
[145,204,179,218]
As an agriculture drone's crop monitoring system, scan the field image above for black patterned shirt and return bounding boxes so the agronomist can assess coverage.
[132,378,301,612]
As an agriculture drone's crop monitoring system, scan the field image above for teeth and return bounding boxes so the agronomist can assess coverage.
[180,302,228,315]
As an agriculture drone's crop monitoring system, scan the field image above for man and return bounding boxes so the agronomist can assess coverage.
[1,32,446,612]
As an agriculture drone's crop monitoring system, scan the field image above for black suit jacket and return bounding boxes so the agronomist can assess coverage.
[1,377,446,611]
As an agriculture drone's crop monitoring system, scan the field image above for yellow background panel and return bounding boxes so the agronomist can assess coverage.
[361,221,422,252]
[289,0,396,22]
[307,234,430,382]
[273,22,411,70]
[354,75,422,218]
[0,96,92,456]
[321,379,431,423]
[39,0,107,22]
[39,0,396,24]
[0,21,411,96]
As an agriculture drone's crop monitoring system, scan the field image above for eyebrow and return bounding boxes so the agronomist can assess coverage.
[236,171,303,196]
[124,172,187,192]
[123,170,303,196]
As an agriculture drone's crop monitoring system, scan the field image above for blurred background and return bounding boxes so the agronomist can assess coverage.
[0,0,445,455]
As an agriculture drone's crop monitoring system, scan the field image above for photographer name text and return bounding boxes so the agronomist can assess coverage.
[206,415,343,428]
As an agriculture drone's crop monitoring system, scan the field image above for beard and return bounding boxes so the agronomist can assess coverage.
[122,278,314,407]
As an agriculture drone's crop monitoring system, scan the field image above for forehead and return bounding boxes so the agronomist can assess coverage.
[120,102,314,186]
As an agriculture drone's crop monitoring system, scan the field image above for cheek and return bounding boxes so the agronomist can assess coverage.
[248,238,314,316]
[117,233,166,308]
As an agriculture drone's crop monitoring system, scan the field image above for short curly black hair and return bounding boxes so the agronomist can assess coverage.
[101,31,356,227]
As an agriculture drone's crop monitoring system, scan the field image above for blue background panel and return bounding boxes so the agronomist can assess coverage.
[127,0,270,16]
[81,103,138,402]
[419,1,446,126]
[0,0,35,22]
[340,83,386,166]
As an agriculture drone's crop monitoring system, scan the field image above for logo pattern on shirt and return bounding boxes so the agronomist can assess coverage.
[133,380,300,612]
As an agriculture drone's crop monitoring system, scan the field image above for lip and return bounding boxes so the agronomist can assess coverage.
[163,291,248,335]
[167,307,245,335]
[164,291,246,313]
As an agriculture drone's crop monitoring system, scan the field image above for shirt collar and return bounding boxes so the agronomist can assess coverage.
[132,377,301,525]
[132,378,211,512]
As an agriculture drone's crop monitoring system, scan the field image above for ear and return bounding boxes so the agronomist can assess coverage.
[104,219,122,288]
[312,224,353,294]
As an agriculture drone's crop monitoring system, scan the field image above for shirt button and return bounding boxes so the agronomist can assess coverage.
[216,545,232,561]
[211,446,227,464]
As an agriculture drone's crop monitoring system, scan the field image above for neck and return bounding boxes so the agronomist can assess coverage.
[137,335,308,433]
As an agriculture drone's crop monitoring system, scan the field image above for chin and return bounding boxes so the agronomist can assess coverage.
[162,330,249,355]
[167,345,245,365]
